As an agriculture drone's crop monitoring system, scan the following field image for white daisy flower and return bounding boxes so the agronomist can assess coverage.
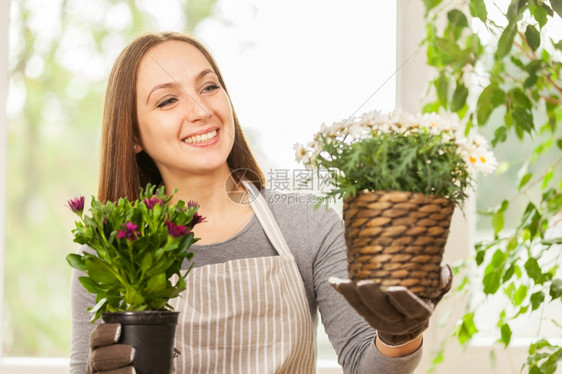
[466,149,497,175]
[293,143,310,165]
[347,122,365,140]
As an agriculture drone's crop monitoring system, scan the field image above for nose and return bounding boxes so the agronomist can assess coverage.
[184,94,212,123]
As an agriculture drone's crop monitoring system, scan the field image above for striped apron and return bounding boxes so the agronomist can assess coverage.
[170,183,316,373]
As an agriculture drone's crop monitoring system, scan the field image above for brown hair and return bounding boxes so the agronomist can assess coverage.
[98,32,265,202]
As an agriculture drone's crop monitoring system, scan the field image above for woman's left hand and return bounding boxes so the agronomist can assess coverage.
[329,265,452,347]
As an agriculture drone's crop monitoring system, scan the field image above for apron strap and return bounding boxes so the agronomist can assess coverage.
[243,180,294,259]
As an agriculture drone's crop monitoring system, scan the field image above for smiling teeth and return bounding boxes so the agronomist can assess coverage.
[184,130,217,144]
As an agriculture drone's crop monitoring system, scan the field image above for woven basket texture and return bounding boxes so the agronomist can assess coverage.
[343,190,454,298]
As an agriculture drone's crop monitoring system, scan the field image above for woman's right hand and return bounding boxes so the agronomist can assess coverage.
[86,323,136,374]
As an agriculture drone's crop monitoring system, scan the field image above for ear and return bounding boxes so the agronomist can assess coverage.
[133,137,143,153]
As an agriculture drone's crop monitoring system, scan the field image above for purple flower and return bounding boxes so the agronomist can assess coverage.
[144,196,164,209]
[187,200,198,208]
[192,212,205,226]
[186,212,205,230]
[165,220,189,238]
[68,196,85,213]
[118,222,140,241]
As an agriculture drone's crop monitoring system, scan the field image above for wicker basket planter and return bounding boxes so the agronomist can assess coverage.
[343,190,454,299]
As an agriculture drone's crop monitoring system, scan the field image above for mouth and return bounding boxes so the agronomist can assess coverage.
[183,129,218,145]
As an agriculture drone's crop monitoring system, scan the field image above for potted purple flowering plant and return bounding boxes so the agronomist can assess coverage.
[67,184,204,373]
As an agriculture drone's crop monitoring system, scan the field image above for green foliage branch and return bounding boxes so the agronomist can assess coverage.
[422,0,562,372]
[66,184,203,322]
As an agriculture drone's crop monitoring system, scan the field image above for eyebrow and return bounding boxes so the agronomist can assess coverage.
[145,68,215,104]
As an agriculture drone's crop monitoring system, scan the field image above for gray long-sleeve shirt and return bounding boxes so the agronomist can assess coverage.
[70,190,422,373]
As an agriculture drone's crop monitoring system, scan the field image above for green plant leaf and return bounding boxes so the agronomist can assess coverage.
[519,202,538,230]
[434,37,469,64]
[551,0,562,18]
[483,270,501,294]
[476,248,486,265]
[532,138,554,162]
[447,9,469,39]
[530,291,545,310]
[141,252,153,274]
[524,74,538,88]
[541,1,554,16]
[484,249,506,294]
[424,0,443,12]
[89,297,109,314]
[507,0,529,20]
[456,312,478,345]
[470,0,487,22]
[500,323,512,347]
[503,264,516,282]
[496,22,518,58]
[542,167,554,189]
[506,236,518,252]
[423,101,442,113]
[550,279,562,300]
[505,110,514,130]
[512,87,533,106]
[519,172,533,190]
[529,339,553,355]
[514,284,528,306]
[492,210,505,234]
[525,25,541,51]
[525,257,544,284]
[492,200,509,234]
[145,273,167,294]
[437,74,449,107]
[85,257,117,284]
[451,83,469,112]
[531,2,548,27]
[78,276,107,294]
[492,126,508,146]
[477,83,506,125]
[545,190,562,214]
[66,253,87,271]
[512,106,534,137]
[125,285,145,306]
[505,282,516,299]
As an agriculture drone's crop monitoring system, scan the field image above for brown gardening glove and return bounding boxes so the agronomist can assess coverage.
[86,323,136,374]
[329,265,453,346]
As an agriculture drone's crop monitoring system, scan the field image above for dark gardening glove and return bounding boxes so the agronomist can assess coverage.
[329,264,453,346]
[86,323,136,374]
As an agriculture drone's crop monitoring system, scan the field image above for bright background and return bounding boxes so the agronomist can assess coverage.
[2,0,560,372]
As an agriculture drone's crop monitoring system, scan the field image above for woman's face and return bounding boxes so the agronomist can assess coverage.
[135,40,235,182]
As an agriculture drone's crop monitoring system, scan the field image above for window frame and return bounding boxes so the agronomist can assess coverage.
[0,0,10,364]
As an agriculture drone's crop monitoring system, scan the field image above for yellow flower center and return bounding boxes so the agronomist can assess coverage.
[480,156,487,163]
[469,156,477,163]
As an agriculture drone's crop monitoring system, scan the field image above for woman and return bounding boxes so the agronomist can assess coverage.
[70,32,451,373]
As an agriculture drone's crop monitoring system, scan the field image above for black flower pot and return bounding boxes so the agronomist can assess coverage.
[101,310,179,374]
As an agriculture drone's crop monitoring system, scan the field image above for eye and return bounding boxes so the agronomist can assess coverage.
[202,83,220,93]
[157,97,177,108]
